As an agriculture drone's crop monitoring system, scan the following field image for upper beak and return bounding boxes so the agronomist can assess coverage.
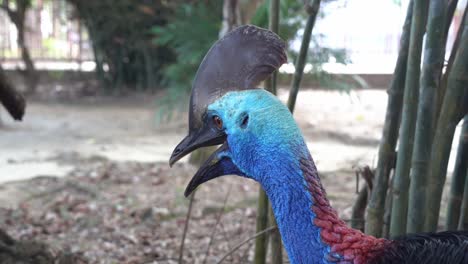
[169,126,226,166]
[184,143,244,197]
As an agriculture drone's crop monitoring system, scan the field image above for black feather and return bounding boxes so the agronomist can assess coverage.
[369,231,468,264]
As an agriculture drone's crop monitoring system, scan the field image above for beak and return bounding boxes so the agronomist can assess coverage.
[184,143,244,197]
[169,126,226,166]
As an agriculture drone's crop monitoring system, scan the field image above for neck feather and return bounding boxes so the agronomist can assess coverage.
[263,152,388,264]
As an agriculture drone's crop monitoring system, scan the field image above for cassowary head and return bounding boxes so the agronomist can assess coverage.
[169,25,292,196]
[184,89,308,196]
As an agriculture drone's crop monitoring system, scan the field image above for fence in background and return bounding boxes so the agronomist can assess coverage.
[0,0,93,69]
[0,0,465,73]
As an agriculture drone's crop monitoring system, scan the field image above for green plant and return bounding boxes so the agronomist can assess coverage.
[152,2,222,92]
[151,2,222,123]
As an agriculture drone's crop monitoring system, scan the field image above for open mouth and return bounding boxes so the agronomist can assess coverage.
[183,142,244,197]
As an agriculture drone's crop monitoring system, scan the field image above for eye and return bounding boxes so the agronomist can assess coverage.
[213,115,223,129]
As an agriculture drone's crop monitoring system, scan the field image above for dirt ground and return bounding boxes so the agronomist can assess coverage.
[0,88,456,263]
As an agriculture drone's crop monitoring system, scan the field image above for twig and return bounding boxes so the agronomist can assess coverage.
[351,166,374,231]
[216,226,277,264]
[361,166,374,193]
[202,185,232,264]
[178,190,196,264]
[218,221,234,252]
[240,239,255,262]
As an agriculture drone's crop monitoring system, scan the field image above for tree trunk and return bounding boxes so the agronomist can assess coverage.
[1,0,38,94]
[367,0,413,238]
[407,0,447,233]
[0,65,26,121]
[424,14,468,231]
[447,116,468,230]
[220,0,241,38]
[17,23,38,94]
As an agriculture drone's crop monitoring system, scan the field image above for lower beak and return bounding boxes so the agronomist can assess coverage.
[184,143,244,197]
[169,127,226,166]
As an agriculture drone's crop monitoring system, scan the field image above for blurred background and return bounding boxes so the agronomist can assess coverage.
[0,0,466,263]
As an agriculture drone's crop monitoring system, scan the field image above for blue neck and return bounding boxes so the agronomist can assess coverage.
[261,155,332,264]
[209,90,337,263]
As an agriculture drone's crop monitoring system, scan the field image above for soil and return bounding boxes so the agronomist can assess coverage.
[0,88,456,263]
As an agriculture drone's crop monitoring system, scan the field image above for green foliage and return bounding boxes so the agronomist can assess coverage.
[151,2,222,122]
[0,0,32,10]
[152,2,222,91]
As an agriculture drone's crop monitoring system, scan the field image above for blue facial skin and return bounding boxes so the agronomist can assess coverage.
[207,89,333,264]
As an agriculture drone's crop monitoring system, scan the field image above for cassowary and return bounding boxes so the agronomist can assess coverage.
[169,25,468,264]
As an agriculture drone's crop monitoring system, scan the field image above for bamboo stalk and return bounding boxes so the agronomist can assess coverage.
[367,0,413,238]
[267,0,279,95]
[287,0,321,112]
[445,0,459,38]
[407,0,447,234]
[389,0,428,235]
[424,15,468,231]
[458,168,468,230]
[254,187,270,264]
[458,118,468,232]
[447,116,468,230]
[268,205,283,264]
[265,1,283,263]
[434,1,467,133]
